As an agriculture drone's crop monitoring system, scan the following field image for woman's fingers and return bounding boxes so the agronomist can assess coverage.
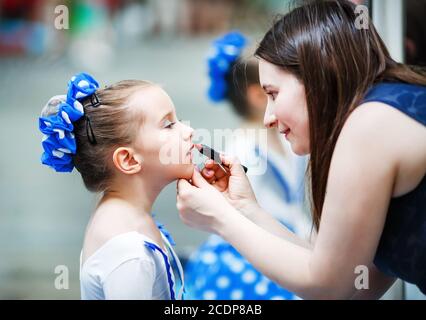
[213,177,228,192]
[220,154,245,176]
[191,168,211,188]
[177,178,194,198]
[201,165,229,190]
[203,159,215,169]
[202,160,229,179]
[201,167,215,179]
[199,155,236,192]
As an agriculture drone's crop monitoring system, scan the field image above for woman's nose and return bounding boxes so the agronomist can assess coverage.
[264,112,278,129]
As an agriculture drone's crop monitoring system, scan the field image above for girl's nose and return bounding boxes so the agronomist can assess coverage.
[264,112,278,129]
[184,124,194,140]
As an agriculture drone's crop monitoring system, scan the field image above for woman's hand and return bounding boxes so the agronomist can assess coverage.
[176,167,238,234]
[200,155,260,219]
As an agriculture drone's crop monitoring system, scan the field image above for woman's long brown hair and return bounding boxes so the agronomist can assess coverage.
[255,0,426,230]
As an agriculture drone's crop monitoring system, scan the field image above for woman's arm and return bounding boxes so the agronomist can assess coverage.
[218,103,398,299]
[245,205,314,249]
[200,158,314,250]
[178,103,399,299]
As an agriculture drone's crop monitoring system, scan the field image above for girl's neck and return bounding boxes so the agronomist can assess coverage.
[101,174,166,217]
[83,175,169,262]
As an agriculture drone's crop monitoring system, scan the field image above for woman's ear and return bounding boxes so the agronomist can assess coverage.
[112,147,143,175]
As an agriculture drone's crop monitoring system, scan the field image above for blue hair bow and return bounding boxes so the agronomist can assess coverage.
[39,73,99,172]
[207,31,247,103]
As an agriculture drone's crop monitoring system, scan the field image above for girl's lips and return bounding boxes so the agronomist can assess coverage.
[186,144,195,163]
[187,144,194,155]
[281,129,291,136]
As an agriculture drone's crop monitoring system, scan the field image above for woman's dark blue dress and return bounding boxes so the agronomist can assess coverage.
[363,82,426,294]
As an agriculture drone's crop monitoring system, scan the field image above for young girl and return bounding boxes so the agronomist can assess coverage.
[39,73,194,299]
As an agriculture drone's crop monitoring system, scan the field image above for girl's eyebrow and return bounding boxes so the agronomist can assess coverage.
[159,111,173,124]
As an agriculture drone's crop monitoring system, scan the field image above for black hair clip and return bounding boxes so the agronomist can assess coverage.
[85,115,97,145]
[90,92,101,107]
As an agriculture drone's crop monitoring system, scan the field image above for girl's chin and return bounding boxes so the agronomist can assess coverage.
[174,164,195,180]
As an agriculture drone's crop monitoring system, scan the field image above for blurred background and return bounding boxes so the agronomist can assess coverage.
[0,0,425,299]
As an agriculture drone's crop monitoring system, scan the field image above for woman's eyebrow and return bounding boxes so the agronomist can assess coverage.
[262,85,276,91]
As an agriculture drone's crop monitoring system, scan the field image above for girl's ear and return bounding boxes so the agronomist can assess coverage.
[112,147,143,175]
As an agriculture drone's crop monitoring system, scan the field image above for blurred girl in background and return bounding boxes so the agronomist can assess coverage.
[184,32,311,300]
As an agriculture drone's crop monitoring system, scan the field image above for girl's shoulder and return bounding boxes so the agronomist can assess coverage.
[83,198,165,260]
[81,231,159,280]
[82,204,137,260]
[81,201,164,272]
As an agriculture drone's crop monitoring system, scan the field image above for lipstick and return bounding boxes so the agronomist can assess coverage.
[195,144,248,173]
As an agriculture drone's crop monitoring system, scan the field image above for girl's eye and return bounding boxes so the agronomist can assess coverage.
[164,120,176,129]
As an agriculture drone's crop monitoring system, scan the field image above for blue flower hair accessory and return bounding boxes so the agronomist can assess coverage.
[207,31,247,103]
[39,73,100,172]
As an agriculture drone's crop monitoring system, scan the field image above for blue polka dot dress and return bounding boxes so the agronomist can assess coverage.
[185,233,296,300]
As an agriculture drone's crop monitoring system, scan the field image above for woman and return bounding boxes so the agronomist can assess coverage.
[176,0,426,299]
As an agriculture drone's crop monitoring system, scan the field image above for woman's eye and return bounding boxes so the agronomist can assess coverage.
[268,92,277,100]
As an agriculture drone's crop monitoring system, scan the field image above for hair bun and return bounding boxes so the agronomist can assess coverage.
[207,31,247,103]
[39,73,99,172]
